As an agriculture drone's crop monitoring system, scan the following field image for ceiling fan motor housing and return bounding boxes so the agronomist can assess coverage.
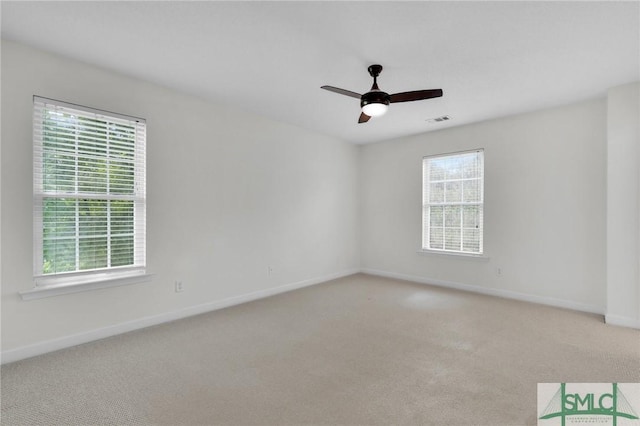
[360,90,391,109]
[362,65,390,110]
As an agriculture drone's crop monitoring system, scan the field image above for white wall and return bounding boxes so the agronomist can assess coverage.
[0,40,360,359]
[606,82,640,328]
[360,99,607,313]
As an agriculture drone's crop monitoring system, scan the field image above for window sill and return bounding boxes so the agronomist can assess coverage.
[20,271,153,300]
[416,249,490,261]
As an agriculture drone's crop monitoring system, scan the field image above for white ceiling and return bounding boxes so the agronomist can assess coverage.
[2,1,639,144]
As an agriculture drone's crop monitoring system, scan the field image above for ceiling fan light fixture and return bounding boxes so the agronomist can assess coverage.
[362,102,389,117]
[361,90,390,117]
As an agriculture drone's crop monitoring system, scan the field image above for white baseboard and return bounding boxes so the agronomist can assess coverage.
[1,269,359,365]
[361,268,605,316]
[605,314,640,329]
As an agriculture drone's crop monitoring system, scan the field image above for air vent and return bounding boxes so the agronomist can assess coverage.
[426,115,451,123]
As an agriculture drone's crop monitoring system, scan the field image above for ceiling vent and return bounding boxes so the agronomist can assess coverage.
[426,115,451,123]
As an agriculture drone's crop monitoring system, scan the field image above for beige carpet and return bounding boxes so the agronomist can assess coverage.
[2,273,639,425]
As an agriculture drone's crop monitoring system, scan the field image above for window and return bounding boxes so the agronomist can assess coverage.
[33,97,146,286]
[422,150,484,255]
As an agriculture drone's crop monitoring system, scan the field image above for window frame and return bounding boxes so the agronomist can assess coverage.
[32,96,147,290]
[422,149,485,256]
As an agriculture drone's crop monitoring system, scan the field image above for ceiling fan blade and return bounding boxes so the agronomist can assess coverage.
[389,89,443,103]
[321,85,362,99]
[358,112,371,123]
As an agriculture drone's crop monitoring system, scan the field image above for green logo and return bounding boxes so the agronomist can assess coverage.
[539,383,639,425]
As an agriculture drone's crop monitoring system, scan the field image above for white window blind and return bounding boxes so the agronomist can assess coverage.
[33,97,146,284]
[422,150,484,255]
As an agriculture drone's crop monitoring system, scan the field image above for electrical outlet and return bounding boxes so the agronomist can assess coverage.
[496,267,503,276]
[268,266,274,276]
[175,281,184,293]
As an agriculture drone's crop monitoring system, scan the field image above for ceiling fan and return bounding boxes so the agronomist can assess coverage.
[321,64,443,123]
